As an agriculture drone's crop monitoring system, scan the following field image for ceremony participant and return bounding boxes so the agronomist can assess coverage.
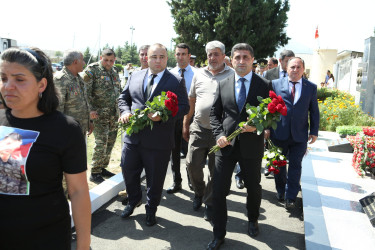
[167,43,196,194]
[264,50,295,80]
[118,43,189,226]
[190,55,196,67]
[183,41,233,221]
[0,47,91,249]
[83,48,121,184]
[267,57,278,70]
[263,49,295,177]
[257,58,268,76]
[325,70,331,85]
[55,50,93,136]
[133,45,150,73]
[208,43,270,249]
[270,57,319,208]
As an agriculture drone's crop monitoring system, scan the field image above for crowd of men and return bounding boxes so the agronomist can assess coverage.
[56,40,319,250]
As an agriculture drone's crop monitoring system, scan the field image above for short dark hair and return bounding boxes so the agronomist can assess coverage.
[231,43,254,58]
[102,48,116,57]
[270,57,278,65]
[148,43,168,54]
[0,47,59,114]
[279,50,295,60]
[138,45,150,53]
[176,43,191,54]
[4,132,22,142]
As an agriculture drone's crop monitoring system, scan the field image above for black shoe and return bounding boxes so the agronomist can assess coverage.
[285,199,295,209]
[264,168,271,176]
[276,193,285,202]
[236,178,244,189]
[248,221,259,237]
[204,205,213,221]
[193,196,202,211]
[101,169,115,177]
[120,201,142,218]
[145,213,157,226]
[166,183,182,194]
[90,173,105,184]
[207,238,224,250]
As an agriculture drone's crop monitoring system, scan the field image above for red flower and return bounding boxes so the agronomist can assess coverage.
[269,91,277,99]
[272,160,278,166]
[268,102,277,113]
[277,95,285,106]
[276,104,283,112]
[165,91,179,117]
[280,106,287,116]
[274,169,280,174]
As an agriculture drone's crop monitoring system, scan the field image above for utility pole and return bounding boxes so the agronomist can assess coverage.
[130,26,135,46]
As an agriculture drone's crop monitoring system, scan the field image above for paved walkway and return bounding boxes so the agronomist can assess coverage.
[72,160,305,250]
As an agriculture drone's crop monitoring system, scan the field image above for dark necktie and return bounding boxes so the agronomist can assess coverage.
[180,68,186,79]
[282,71,287,77]
[237,78,247,112]
[290,81,298,104]
[145,74,157,99]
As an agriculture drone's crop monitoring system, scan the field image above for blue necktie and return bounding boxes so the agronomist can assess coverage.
[237,78,247,112]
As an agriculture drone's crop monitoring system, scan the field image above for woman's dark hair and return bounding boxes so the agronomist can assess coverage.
[0,47,59,114]
[4,132,22,142]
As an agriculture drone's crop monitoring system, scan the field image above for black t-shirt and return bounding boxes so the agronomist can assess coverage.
[0,109,87,233]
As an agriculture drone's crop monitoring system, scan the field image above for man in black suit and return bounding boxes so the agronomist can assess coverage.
[118,43,189,226]
[208,43,270,249]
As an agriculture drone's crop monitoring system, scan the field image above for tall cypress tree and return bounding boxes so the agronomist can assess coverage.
[168,0,290,63]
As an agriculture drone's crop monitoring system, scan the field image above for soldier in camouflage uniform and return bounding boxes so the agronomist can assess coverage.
[55,50,92,136]
[82,48,121,184]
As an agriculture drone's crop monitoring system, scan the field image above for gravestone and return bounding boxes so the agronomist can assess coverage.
[359,192,375,227]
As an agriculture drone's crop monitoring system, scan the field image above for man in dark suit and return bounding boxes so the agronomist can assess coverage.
[208,43,270,249]
[262,49,295,177]
[270,57,319,209]
[118,43,189,226]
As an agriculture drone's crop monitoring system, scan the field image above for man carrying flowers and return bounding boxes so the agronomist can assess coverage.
[118,43,189,226]
[270,57,319,209]
[208,43,271,250]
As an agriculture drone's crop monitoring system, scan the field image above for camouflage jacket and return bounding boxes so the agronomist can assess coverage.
[54,67,91,134]
[82,61,121,118]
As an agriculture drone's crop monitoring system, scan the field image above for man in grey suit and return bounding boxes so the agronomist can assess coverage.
[264,50,295,80]
[118,43,189,226]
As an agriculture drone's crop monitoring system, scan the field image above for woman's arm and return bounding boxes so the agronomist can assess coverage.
[65,171,91,250]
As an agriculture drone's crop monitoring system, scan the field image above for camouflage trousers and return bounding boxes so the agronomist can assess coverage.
[91,116,118,174]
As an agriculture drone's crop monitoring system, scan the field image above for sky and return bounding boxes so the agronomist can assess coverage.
[1,0,374,56]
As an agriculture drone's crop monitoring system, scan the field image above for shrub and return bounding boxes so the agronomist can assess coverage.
[319,92,375,131]
[317,88,342,102]
[336,126,363,136]
[114,64,124,72]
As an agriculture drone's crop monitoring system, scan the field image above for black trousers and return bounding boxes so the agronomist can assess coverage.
[121,143,170,214]
[212,143,262,239]
[170,118,183,184]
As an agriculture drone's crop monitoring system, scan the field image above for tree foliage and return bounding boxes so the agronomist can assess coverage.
[168,0,290,63]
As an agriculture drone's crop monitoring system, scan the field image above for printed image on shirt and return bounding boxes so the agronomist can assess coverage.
[0,126,39,195]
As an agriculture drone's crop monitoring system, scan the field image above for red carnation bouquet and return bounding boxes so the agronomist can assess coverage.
[209,90,287,155]
[119,91,178,136]
[263,139,287,174]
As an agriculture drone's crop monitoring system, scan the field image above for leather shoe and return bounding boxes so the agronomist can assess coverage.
[204,205,213,221]
[145,213,157,226]
[236,178,244,189]
[193,196,202,211]
[166,183,182,194]
[276,193,285,202]
[248,221,259,237]
[264,167,271,176]
[90,173,105,184]
[207,238,224,250]
[285,199,295,209]
[120,200,141,218]
[101,169,115,177]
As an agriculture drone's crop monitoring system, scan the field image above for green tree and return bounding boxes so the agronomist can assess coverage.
[55,51,63,61]
[115,46,124,64]
[121,42,138,65]
[168,0,290,63]
[167,49,177,68]
[83,47,93,64]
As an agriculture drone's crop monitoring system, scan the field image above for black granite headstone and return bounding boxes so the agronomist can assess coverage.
[327,138,353,153]
[359,192,375,227]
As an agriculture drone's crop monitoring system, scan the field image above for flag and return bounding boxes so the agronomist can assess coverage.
[315,26,319,39]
